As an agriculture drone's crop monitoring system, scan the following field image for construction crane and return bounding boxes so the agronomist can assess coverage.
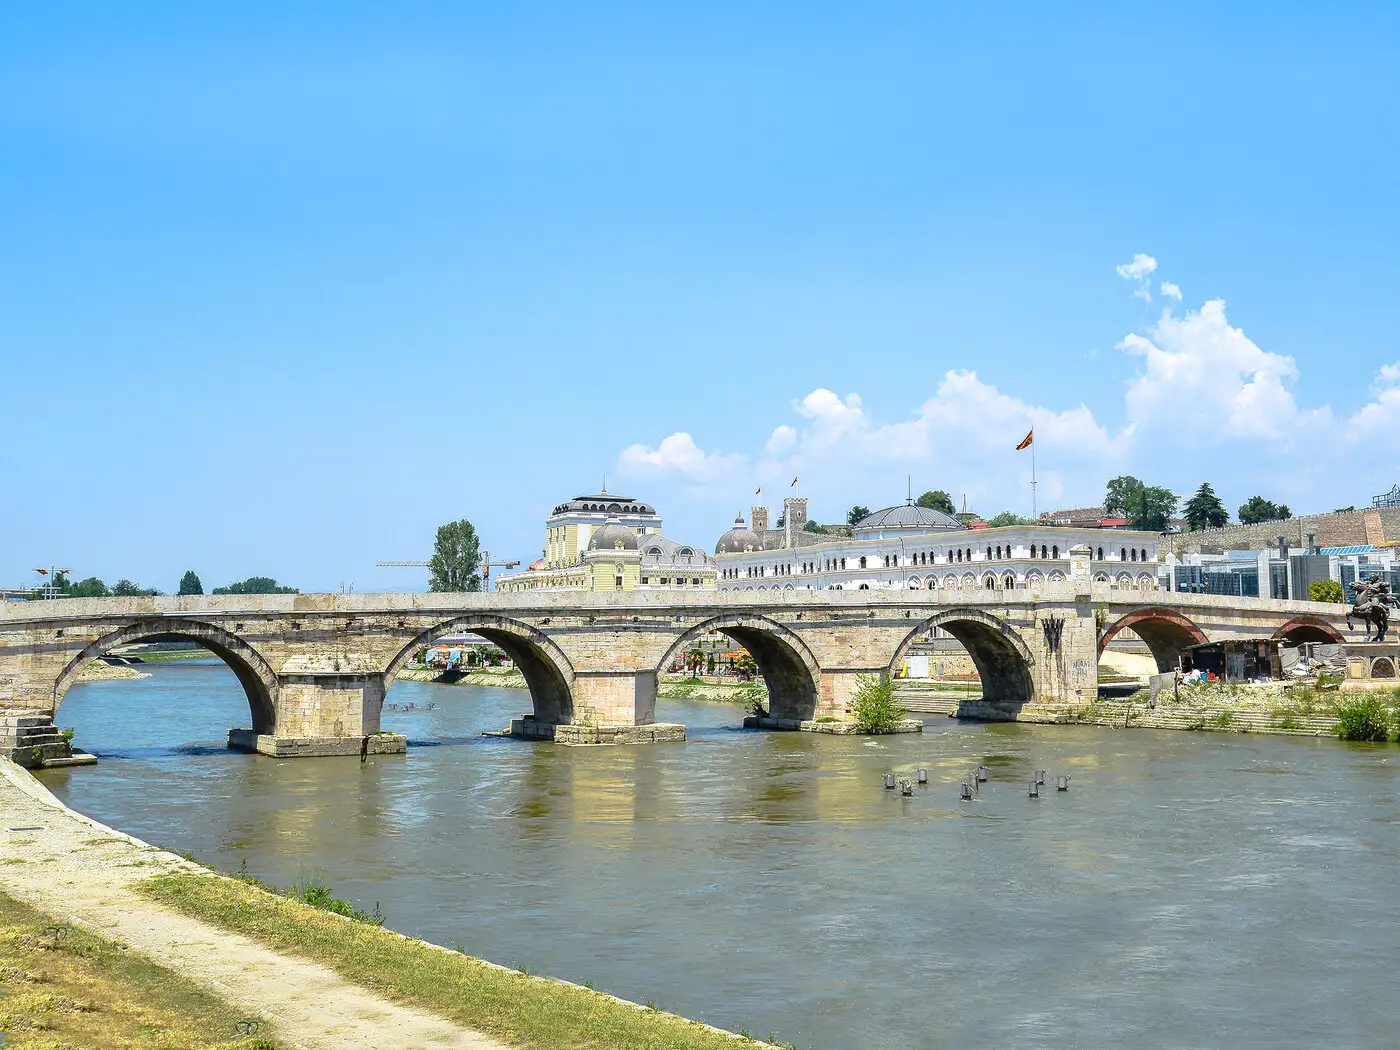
[375,550,520,590]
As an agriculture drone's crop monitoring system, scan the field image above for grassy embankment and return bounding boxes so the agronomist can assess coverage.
[139,872,785,1050]
[0,888,278,1049]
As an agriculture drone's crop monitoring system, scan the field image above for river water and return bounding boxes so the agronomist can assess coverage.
[36,661,1400,1049]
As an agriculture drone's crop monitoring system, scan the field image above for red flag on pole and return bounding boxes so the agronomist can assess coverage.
[1016,428,1033,451]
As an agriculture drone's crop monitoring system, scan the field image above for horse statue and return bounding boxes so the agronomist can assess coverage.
[1347,574,1394,643]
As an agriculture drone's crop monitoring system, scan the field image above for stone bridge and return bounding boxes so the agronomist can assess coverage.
[0,585,1353,758]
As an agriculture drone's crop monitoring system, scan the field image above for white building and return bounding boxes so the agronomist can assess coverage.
[713,499,1161,593]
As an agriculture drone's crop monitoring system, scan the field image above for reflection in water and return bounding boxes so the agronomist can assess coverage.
[39,663,1400,1050]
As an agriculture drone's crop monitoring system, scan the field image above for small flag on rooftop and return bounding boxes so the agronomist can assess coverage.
[1016,428,1033,451]
[755,486,761,495]
[791,476,798,487]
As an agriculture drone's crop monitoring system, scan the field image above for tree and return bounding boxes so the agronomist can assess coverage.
[1104,475,1143,515]
[987,511,1032,528]
[916,490,956,515]
[1183,483,1229,531]
[1310,580,1344,604]
[849,673,907,733]
[178,570,203,596]
[429,519,482,592]
[1105,476,1176,531]
[67,577,109,598]
[685,646,706,678]
[111,579,149,596]
[846,506,871,525]
[212,577,299,595]
[1238,496,1291,525]
[734,653,758,681]
[803,520,828,534]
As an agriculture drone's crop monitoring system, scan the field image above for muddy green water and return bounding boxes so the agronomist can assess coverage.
[38,662,1400,1048]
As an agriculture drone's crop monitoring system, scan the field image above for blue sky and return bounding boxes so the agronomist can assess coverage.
[2,3,1398,592]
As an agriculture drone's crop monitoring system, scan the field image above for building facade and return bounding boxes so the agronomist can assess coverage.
[714,498,1161,593]
[496,490,716,593]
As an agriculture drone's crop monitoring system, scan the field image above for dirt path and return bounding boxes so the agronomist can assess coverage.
[0,757,509,1050]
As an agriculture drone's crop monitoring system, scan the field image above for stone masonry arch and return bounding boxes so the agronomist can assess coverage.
[658,613,821,722]
[1099,606,1208,672]
[890,607,1036,712]
[1271,615,1345,646]
[383,614,576,724]
[53,618,280,735]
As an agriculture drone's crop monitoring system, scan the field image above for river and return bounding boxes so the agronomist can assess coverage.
[36,660,1400,1049]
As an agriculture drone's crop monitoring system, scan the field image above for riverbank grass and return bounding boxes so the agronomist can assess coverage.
[0,888,277,1049]
[139,872,780,1050]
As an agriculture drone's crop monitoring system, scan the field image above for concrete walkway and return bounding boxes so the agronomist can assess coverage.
[0,758,508,1050]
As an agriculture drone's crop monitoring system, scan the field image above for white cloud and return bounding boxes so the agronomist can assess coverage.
[1116,254,1158,281]
[617,254,1400,520]
[1116,253,1158,302]
[765,425,797,455]
[617,432,744,482]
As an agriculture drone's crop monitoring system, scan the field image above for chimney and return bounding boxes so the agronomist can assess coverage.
[1307,532,1317,554]
[1277,536,1288,560]
[750,506,770,533]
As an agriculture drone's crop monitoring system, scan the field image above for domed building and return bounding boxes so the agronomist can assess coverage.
[713,495,1162,594]
[851,503,964,538]
[495,489,716,593]
[715,515,762,554]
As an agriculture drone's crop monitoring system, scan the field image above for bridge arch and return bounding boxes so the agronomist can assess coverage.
[1271,615,1345,646]
[53,618,279,735]
[383,615,576,724]
[1099,606,1208,672]
[889,607,1036,711]
[658,614,820,722]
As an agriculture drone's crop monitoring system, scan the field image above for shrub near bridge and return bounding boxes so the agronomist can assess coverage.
[849,673,907,733]
[1333,693,1397,742]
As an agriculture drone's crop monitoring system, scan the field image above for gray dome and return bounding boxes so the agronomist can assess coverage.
[588,517,640,551]
[853,503,966,532]
[715,514,762,554]
[553,492,655,516]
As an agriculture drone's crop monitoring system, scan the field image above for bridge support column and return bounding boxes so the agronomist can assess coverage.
[547,670,685,745]
[228,671,406,758]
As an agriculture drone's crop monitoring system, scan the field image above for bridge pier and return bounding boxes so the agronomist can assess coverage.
[228,666,406,758]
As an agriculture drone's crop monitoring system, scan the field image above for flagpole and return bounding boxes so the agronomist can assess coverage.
[1031,435,1038,520]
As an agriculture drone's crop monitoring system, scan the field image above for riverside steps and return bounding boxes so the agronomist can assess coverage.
[0,584,1360,759]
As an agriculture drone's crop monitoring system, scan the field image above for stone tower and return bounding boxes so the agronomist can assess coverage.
[783,497,809,548]
[750,505,770,533]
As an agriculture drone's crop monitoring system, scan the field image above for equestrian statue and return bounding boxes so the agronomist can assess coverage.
[1347,573,1395,643]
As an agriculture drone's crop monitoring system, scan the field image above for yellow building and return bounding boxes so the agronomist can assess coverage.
[495,490,717,593]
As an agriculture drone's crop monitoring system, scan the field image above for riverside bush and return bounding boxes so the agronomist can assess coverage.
[1333,694,1394,742]
[849,674,907,732]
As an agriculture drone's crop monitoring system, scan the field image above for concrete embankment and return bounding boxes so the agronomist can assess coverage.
[0,757,781,1050]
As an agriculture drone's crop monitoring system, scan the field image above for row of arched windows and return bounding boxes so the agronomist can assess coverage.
[734,543,1154,577]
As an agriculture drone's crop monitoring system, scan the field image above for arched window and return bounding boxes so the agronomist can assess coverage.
[1052,545,1058,559]
[986,546,993,560]
[984,574,996,590]
[1121,547,1127,561]
[859,556,867,569]
[996,545,1002,559]
[1142,548,1149,562]
[1131,549,1137,562]
[1097,546,1104,560]
[1004,573,1016,589]
[859,583,870,590]
[841,558,846,569]
[1040,544,1048,559]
